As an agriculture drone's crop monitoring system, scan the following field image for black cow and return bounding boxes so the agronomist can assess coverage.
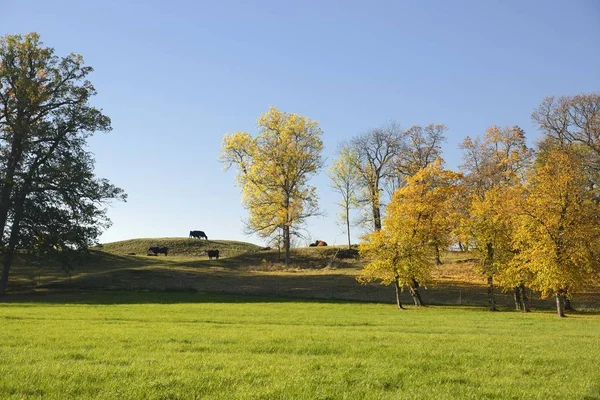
[189,230,208,239]
[148,246,168,256]
[204,249,219,260]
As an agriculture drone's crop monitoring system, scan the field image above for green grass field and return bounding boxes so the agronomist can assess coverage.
[1,291,599,399]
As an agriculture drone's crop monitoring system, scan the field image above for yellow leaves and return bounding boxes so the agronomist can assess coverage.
[358,160,460,288]
[509,148,600,297]
[220,107,323,240]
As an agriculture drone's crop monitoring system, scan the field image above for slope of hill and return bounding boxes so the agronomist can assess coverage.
[96,237,261,258]
[6,239,599,310]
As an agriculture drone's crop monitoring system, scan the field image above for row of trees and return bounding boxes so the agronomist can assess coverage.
[222,93,600,317]
[0,33,125,296]
[357,94,600,318]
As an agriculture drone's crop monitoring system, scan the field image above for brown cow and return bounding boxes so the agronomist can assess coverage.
[310,240,327,247]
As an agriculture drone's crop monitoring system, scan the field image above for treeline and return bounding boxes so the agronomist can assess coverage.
[222,94,599,318]
[334,94,599,318]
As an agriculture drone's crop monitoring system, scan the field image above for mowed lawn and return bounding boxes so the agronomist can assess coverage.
[1,292,599,399]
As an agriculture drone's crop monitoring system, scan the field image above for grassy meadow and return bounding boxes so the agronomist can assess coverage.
[1,291,599,399]
[2,238,599,399]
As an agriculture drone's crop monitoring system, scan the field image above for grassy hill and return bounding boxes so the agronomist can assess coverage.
[6,238,599,310]
[96,237,261,258]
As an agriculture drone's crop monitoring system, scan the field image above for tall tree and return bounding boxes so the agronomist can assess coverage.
[459,125,531,310]
[220,107,323,265]
[511,148,600,317]
[348,122,404,231]
[358,160,460,307]
[328,146,359,249]
[0,33,125,295]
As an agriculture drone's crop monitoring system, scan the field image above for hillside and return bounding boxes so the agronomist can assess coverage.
[6,239,599,310]
[96,237,261,258]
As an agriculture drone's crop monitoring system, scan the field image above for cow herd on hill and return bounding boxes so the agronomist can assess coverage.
[146,231,327,258]
[146,230,211,257]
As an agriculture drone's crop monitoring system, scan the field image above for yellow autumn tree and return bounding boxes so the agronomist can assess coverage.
[510,148,600,317]
[358,159,460,308]
[459,125,532,311]
[219,107,324,264]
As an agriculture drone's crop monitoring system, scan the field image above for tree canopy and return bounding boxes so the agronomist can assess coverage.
[220,106,323,264]
[0,32,125,295]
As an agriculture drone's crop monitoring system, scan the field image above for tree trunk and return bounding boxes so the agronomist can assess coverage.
[393,276,404,310]
[564,297,575,312]
[519,283,530,313]
[556,291,566,318]
[513,286,522,311]
[0,200,24,297]
[283,225,290,265]
[435,245,442,265]
[0,129,26,247]
[458,242,464,252]
[409,278,425,306]
[372,203,381,231]
[487,275,497,311]
[346,205,351,249]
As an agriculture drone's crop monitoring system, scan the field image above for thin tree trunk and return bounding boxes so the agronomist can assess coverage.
[556,291,566,318]
[409,278,425,306]
[485,242,497,311]
[283,225,290,265]
[393,276,404,310]
[372,204,381,231]
[487,275,497,311]
[458,242,464,252]
[346,204,351,249]
[435,244,442,265]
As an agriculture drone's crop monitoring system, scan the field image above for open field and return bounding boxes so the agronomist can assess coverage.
[6,238,600,311]
[1,291,599,399]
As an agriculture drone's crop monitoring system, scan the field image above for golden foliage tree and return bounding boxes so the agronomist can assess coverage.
[220,107,324,264]
[358,160,460,308]
[459,125,532,310]
[510,148,600,317]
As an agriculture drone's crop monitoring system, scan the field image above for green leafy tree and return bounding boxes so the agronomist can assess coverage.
[0,33,125,295]
[220,107,324,265]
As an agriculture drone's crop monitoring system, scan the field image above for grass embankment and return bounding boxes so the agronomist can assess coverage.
[0,292,599,399]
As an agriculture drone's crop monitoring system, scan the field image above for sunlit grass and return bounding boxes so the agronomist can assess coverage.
[1,292,599,399]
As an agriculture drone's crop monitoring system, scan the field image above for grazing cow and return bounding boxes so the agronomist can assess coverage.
[189,230,208,239]
[315,240,328,246]
[204,249,219,260]
[148,246,168,256]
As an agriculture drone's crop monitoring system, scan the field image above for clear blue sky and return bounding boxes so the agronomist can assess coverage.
[2,0,599,246]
